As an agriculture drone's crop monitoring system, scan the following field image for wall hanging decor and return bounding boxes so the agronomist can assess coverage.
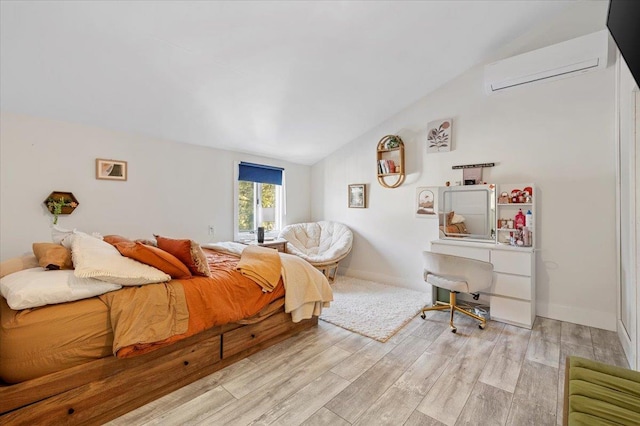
[348,184,366,208]
[44,191,79,224]
[415,187,438,218]
[376,135,405,188]
[96,158,127,181]
[452,162,495,185]
[426,118,452,153]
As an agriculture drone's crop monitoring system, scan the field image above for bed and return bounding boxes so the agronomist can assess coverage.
[0,237,331,424]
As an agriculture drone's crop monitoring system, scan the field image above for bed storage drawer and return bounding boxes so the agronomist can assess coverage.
[222,311,295,358]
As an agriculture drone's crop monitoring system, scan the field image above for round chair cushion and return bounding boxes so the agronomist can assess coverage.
[278,221,353,264]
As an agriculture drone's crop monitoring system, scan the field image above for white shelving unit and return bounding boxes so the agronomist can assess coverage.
[495,183,536,247]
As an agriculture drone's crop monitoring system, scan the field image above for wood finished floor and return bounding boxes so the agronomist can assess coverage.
[108,312,629,426]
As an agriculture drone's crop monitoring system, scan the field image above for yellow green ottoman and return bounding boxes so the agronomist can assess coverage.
[564,356,640,425]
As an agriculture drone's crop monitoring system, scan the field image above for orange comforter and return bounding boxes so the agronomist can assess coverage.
[102,250,285,358]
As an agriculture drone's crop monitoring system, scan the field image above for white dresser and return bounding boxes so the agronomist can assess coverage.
[430,239,535,329]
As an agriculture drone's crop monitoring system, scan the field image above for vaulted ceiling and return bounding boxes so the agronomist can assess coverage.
[0,1,571,165]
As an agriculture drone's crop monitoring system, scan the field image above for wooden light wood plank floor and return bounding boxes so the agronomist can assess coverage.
[108,312,629,426]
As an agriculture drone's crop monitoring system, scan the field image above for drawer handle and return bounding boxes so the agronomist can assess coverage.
[251,334,256,339]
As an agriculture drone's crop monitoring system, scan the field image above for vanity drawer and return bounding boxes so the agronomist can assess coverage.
[490,296,533,328]
[430,244,490,262]
[491,250,532,276]
[489,272,531,300]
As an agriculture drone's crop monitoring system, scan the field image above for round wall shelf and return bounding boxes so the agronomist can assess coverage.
[376,135,405,188]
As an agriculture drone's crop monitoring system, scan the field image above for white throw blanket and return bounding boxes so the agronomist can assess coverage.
[202,242,333,321]
[280,253,332,322]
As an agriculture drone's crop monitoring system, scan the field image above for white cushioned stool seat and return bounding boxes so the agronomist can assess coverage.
[424,275,468,293]
[420,251,494,333]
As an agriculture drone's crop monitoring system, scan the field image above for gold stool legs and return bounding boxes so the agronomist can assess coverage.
[420,291,487,333]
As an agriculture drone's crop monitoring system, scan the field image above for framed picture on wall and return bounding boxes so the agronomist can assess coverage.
[348,184,366,208]
[426,118,452,153]
[96,159,127,181]
[416,186,438,218]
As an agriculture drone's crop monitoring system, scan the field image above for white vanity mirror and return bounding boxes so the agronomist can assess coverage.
[439,184,495,242]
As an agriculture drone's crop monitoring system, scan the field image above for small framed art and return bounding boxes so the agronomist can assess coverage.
[96,159,127,181]
[426,118,452,153]
[348,184,366,208]
[416,186,438,218]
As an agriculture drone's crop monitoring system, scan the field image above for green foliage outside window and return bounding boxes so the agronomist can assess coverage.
[238,181,276,232]
[238,181,254,232]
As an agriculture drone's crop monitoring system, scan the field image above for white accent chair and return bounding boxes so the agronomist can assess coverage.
[278,221,353,282]
[420,251,494,333]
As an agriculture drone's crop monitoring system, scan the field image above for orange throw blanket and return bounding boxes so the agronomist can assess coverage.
[101,250,285,358]
[236,245,282,292]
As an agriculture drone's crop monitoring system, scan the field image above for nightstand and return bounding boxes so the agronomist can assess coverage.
[237,239,288,253]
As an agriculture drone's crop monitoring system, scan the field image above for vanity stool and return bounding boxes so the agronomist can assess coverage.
[420,251,494,333]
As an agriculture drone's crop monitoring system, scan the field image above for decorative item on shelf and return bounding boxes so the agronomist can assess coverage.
[43,191,79,224]
[511,189,520,203]
[376,135,405,188]
[385,136,400,149]
[515,209,526,230]
[526,210,533,228]
[498,191,509,204]
[426,118,452,153]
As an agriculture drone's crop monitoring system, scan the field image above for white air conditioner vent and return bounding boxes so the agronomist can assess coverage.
[484,30,609,93]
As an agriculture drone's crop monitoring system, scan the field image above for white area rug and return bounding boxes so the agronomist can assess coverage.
[319,276,431,342]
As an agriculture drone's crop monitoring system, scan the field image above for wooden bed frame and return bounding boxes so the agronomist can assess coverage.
[0,309,318,425]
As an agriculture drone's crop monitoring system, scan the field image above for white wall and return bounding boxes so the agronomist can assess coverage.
[0,112,311,260]
[311,18,618,330]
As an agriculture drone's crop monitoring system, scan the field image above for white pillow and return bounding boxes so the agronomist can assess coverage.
[0,268,121,310]
[52,225,103,248]
[71,233,171,285]
[451,213,466,224]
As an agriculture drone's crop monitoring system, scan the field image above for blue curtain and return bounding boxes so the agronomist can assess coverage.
[238,162,284,185]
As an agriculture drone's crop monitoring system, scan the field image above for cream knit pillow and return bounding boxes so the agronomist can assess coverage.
[71,233,170,285]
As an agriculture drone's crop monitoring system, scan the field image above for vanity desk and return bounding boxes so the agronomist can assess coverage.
[430,239,535,329]
[429,183,536,329]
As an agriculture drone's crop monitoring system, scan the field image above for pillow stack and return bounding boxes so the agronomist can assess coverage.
[0,229,212,311]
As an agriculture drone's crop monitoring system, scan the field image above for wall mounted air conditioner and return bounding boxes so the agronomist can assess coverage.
[484,30,610,93]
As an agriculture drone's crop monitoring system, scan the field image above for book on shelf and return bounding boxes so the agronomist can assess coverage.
[378,159,397,174]
[387,160,395,173]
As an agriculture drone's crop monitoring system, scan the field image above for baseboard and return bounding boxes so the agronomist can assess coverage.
[338,267,425,292]
[617,319,636,370]
[536,301,616,331]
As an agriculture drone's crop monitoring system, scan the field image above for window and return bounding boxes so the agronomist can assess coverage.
[235,162,284,240]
